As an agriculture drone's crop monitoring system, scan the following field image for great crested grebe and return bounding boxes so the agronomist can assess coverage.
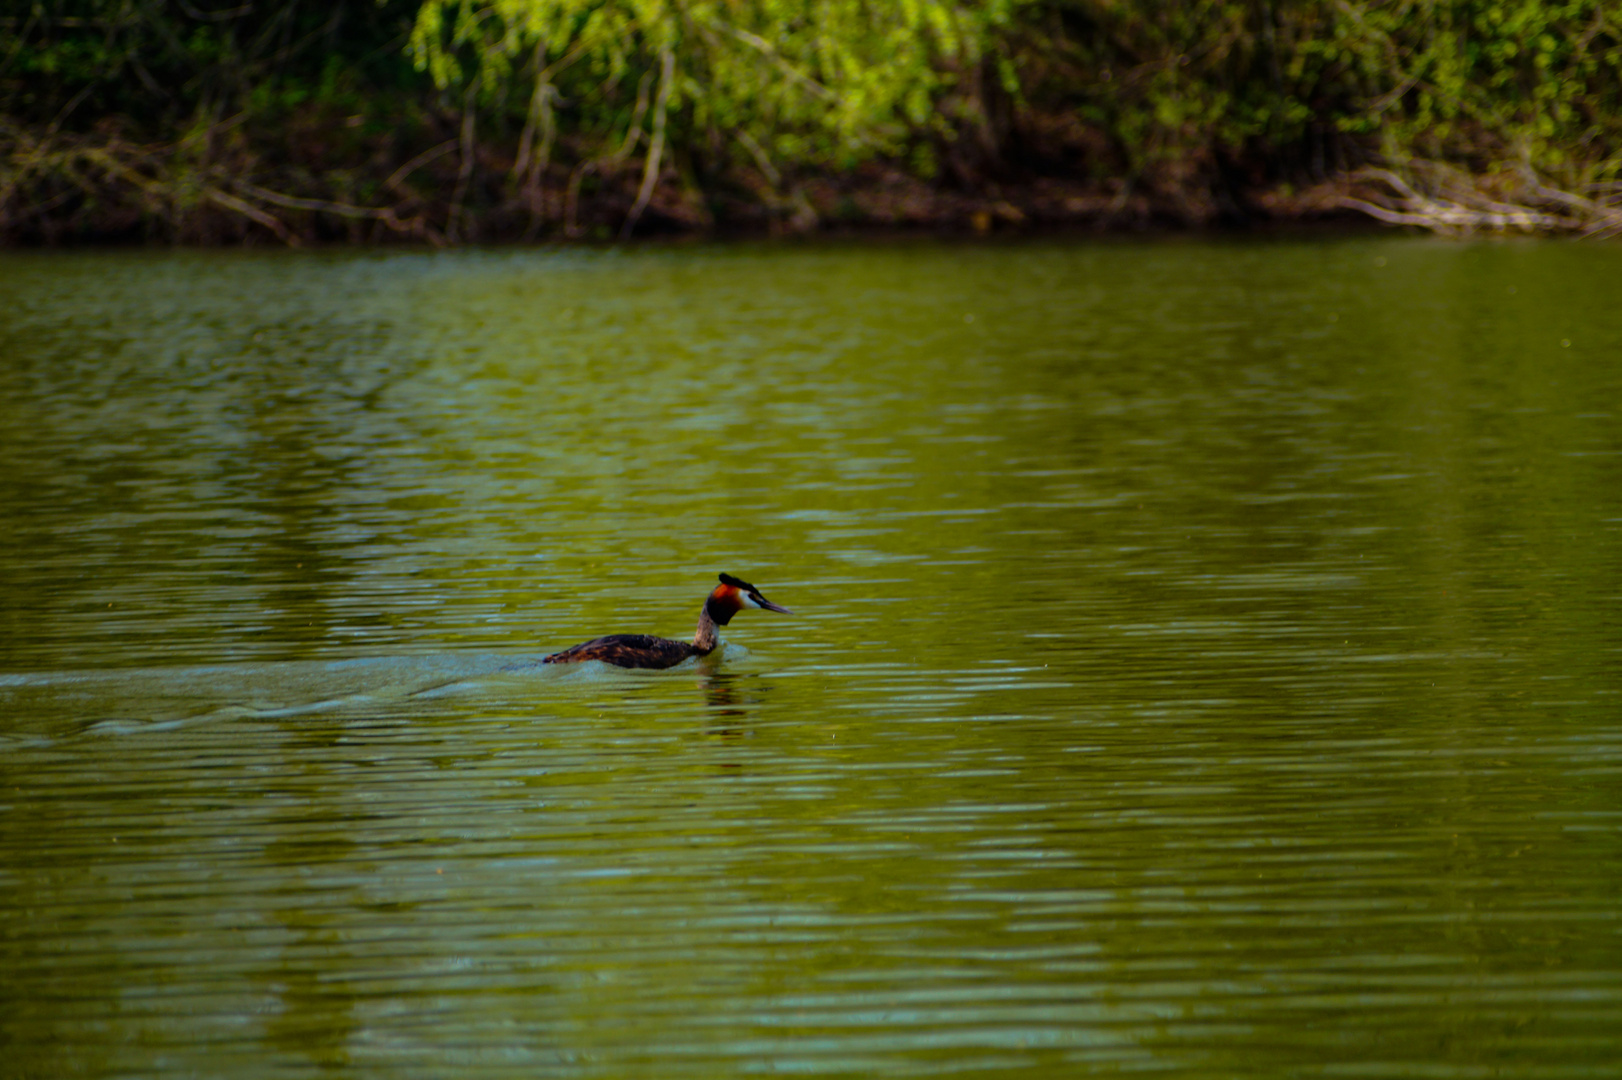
[542,573,793,669]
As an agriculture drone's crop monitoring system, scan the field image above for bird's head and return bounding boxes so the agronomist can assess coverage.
[707,572,794,625]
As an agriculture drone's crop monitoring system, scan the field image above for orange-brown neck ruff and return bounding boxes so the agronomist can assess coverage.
[704,584,745,627]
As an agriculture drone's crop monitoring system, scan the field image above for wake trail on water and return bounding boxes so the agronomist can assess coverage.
[0,653,566,742]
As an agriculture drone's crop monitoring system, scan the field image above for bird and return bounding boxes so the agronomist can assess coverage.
[541,573,793,669]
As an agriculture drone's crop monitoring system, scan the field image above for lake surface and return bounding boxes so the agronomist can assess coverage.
[2,238,1619,1078]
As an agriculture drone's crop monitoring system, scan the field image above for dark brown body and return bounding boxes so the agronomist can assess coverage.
[542,633,701,669]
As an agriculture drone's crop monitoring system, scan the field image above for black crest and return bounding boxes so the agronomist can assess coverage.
[718,572,757,592]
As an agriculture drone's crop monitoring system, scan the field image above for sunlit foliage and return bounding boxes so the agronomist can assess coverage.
[408,0,1022,177]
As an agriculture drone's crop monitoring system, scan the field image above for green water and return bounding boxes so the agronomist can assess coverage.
[1,239,1619,1078]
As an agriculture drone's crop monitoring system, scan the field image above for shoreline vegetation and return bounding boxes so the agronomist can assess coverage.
[2,1,1619,247]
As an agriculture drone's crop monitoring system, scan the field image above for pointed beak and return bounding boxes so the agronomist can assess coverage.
[754,596,794,615]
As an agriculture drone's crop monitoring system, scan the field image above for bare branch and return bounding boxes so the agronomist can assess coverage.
[611,70,655,165]
[621,46,675,239]
[205,186,297,244]
[385,139,459,192]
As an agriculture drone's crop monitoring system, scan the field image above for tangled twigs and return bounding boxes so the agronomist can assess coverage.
[1,117,446,244]
[1,121,173,234]
[1338,162,1622,236]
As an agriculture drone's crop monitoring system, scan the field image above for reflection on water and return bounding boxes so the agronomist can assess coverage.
[2,240,1620,1077]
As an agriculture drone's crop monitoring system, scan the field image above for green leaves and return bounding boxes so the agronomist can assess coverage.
[409,0,1021,180]
[1012,0,1620,194]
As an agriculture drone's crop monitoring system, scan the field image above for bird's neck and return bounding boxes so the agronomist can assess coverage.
[692,607,721,654]
[692,594,738,654]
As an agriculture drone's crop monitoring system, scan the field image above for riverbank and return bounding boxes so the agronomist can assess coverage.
[8,113,1616,248]
[3,0,1617,246]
